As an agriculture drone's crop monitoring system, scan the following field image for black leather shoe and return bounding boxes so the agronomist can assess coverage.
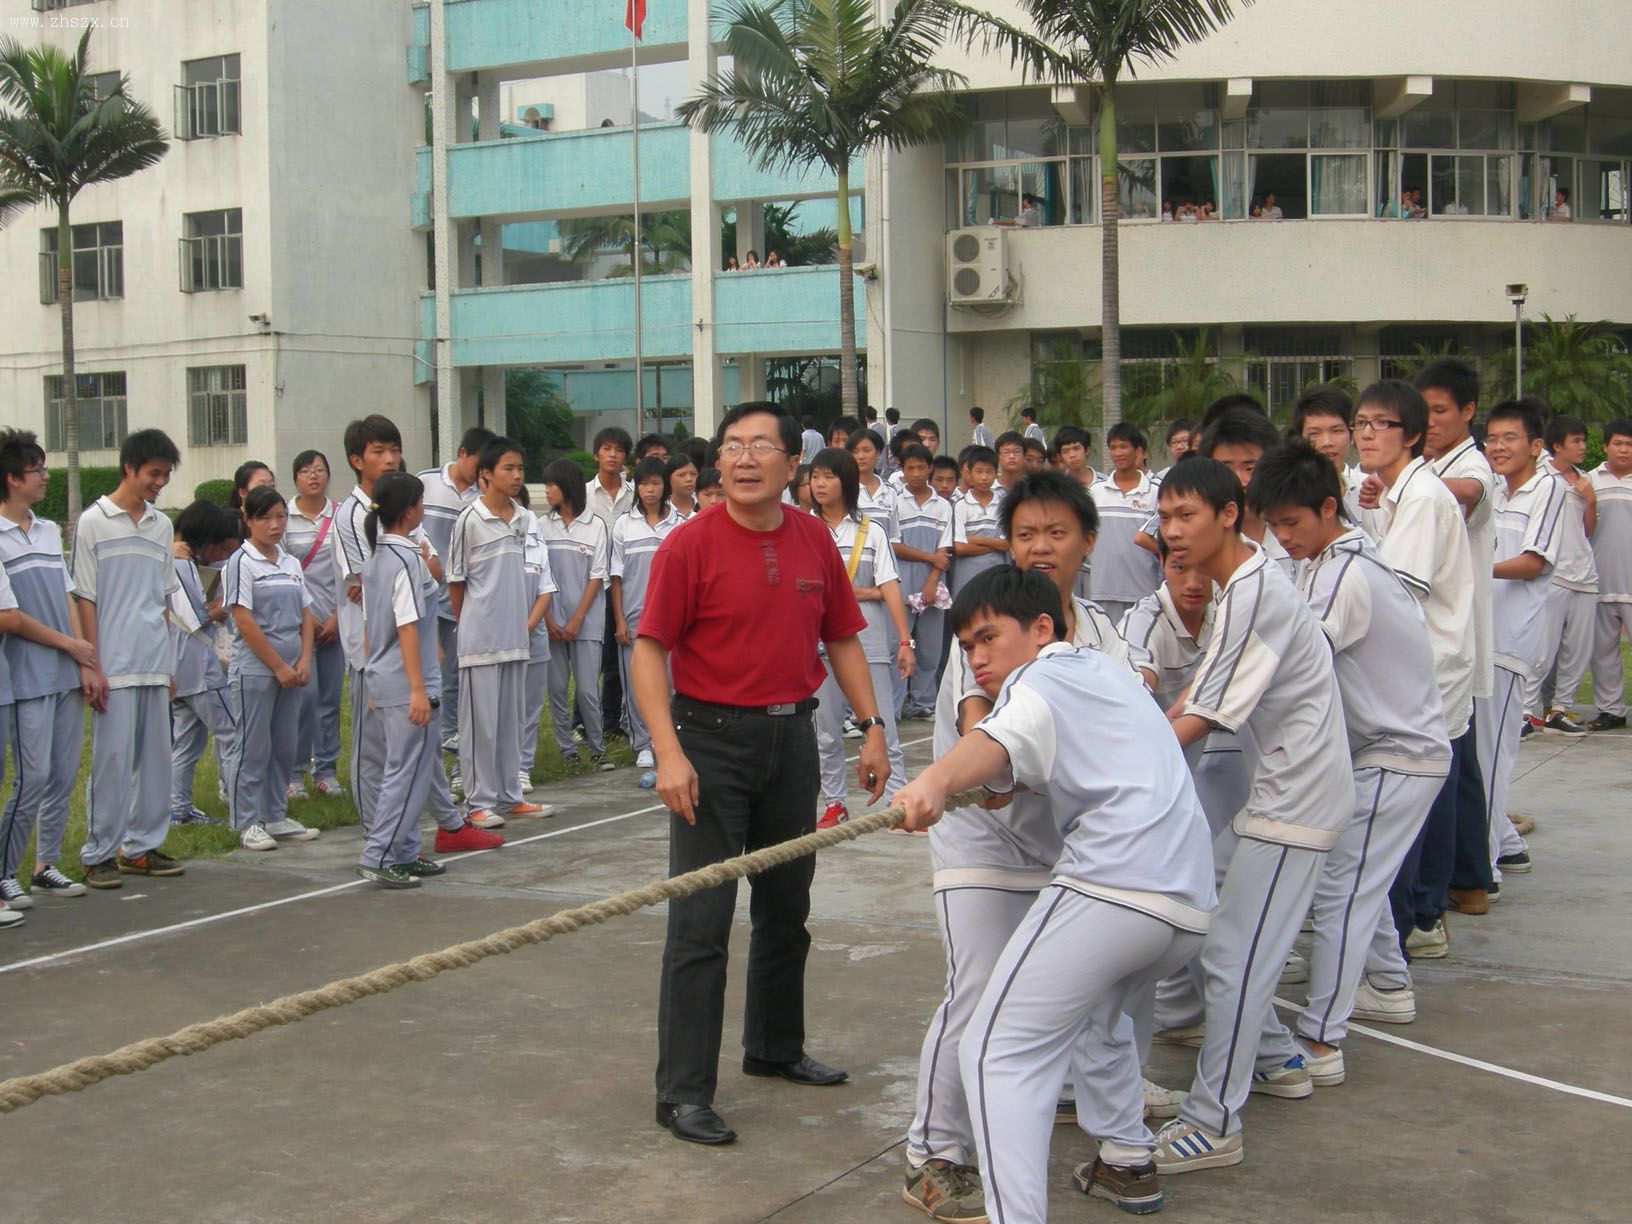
[741,1053,849,1086]
[656,1101,737,1145]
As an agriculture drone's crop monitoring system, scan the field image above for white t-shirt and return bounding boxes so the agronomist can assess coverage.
[1492,468,1569,682]
[1429,437,1496,699]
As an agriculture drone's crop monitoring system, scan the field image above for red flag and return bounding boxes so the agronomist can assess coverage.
[625,0,645,39]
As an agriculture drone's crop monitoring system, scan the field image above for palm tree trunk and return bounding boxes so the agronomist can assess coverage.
[1098,85,1121,433]
[835,160,858,419]
[57,200,82,540]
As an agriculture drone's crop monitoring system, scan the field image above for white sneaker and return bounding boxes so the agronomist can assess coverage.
[1352,978,1416,1024]
[30,866,87,898]
[517,773,536,796]
[240,824,279,852]
[636,748,655,769]
[0,878,34,910]
[467,809,507,830]
[313,777,346,798]
[1280,952,1309,985]
[265,817,320,842]
[1294,1037,1346,1086]
[1249,1054,1314,1099]
[0,903,23,929]
[284,781,308,802]
[1152,1119,1243,1174]
[1142,1078,1184,1119]
[448,769,464,797]
[1404,917,1448,959]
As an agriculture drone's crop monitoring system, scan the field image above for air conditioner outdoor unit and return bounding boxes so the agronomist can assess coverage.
[947,227,1010,304]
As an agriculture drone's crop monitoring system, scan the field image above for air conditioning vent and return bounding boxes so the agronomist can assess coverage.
[946,228,1010,305]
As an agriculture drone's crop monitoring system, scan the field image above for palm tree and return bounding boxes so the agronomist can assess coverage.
[1491,315,1632,423]
[558,209,692,277]
[951,0,1247,428]
[0,30,167,531]
[1124,331,1239,431]
[677,0,970,419]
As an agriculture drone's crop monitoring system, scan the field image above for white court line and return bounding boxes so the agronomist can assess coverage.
[1272,995,1632,1109]
[0,733,934,977]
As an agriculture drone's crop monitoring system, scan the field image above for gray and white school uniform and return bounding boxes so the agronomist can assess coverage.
[0,513,83,878]
[1430,437,1497,703]
[168,555,239,821]
[0,568,19,861]
[611,507,682,754]
[950,490,1007,599]
[283,497,345,784]
[962,645,1214,1221]
[1118,586,1213,762]
[1089,472,1162,625]
[1294,529,1451,1047]
[1177,543,1352,1140]
[73,496,180,865]
[518,513,558,775]
[539,510,609,756]
[1536,466,1598,716]
[895,490,953,713]
[813,515,906,804]
[860,478,904,671]
[417,464,479,741]
[360,535,444,869]
[1480,469,1567,878]
[449,498,531,814]
[1589,464,1632,717]
[223,544,311,833]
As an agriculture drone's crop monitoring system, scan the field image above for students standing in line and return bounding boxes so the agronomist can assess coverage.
[612,456,684,773]
[282,449,346,798]
[893,444,954,720]
[517,487,558,796]
[168,501,241,829]
[1587,418,1632,730]
[539,458,614,771]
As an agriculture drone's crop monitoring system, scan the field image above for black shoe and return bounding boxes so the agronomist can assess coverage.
[656,1101,737,1145]
[1587,713,1626,731]
[742,1053,848,1086]
[1497,850,1532,874]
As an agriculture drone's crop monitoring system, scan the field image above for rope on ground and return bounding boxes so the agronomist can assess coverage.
[0,789,983,1116]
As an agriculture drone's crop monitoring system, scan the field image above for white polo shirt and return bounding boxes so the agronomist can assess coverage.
[1545,462,1598,594]
[1590,464,1632,601]
[1492,468,1569,682]
[1429,437,1496,698]
[71,496,179,688]
[222,542,311,677]
[1119,585,1213,711]
[416,463,479,621]
[447,497,532,667]
[950,488,1007,598]
[586,473,635,534]
[1090,471,1163,606]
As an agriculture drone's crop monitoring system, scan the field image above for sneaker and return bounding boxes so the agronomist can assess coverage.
[901,1158,987,1222]
[1294,1037,1346,1086]
[239,824,279,852]
[1074,1158,1163,1215]
[1587,712,1626,731]
[591,752,617,772]
[1143,1078,1184,1119]
[284,780,309,802]
[1300,913,1315,934]
[265,817,320,842]
[395,856,446,878]
[1054,1098,1077,1126]
[1151,1119,1243,1174]
[116,850,185,877]
[313,776,346,798]
[1497,850,1532,874]
[1153,1024,1205,1048]
[448,768,464,796]
[32,866,87,898]
[505,801,555,819]
[1487,882,1502,903]
[817,801,848,830]
[517,772,536,796]
[434,821,505,853]
[1280,951,1309,985]
[0,878,34,910]
[0,902,22,929]
[1352,978,1416,1024]
[1508,811,1536,836]
[466,809,507,830]
[83,859,123,890]
[356,863,419,889]
[1404,917,1447,959]
[636,748,655,769]
[170,805,217,826]
[1519,718,1537,740]
[1543,709,1588,735]
[440,732,459,753]
[842,717,863,740]
[1250,1054,1314,1099]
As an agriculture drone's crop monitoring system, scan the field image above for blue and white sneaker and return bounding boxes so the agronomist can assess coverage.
[1151,1119,1243,1173]
[1249,1054,1314,1099]
[170,806,218,826]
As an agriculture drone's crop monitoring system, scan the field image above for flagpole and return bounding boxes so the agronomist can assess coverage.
[630,25,645,434]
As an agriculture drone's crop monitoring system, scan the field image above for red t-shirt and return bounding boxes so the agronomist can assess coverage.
[639,502,867,706]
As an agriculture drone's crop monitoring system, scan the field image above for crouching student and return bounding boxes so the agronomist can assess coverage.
[169,500,242,827]
[894,567,1216,1222]
[1249,441,1450,1083]
[612,457,685,772]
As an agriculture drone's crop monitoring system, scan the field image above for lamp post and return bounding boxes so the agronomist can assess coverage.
[1505,283,1528,397]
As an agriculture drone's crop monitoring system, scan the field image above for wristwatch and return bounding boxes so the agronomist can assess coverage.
[853,715,886,734]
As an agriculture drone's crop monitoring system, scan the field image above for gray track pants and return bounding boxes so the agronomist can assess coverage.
[292,637,345,783]
[2,690,82,875]
[171,686,239,819]
[1590,602,1632,717]
[520,656,549,774]
[814,657,903,805]
[458,661,525,813]
[548,638,603,756]
[229,672,301,832]
[82,684,172,864]
[360,704,437,870]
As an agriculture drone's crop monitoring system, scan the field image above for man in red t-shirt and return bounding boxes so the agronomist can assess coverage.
[634,402,891,1146]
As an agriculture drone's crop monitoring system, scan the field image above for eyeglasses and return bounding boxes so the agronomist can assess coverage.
[296,466,328,479]
[718,441,790,460]
[1352,418,1405,434]
[22,465,48,477]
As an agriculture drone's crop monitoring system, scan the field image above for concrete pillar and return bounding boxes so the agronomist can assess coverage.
[741,354,768,403]
[736,201,765,266]
[482,366,507,433]
[687,0,721,440]
[1350,327,1383,387]
[429,0,459,465]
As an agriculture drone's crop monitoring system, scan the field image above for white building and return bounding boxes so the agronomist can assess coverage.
[0,0,426,500]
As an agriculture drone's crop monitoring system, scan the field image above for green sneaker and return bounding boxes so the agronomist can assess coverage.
[117,850,185,877]
[902,1158,987,1221]
[84,860,123,890]
[355,864,420,890]
[395,857,446,878]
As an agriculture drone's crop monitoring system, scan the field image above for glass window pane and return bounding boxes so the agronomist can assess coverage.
[1219,151,1247,218]
[1580,159,1629,221]
[961,166,1016,224]
[1428,154,1458,214]
[1403,109,1455,149]
[1374,118,1397,149]
[1310,81,1369,108]
[1118,159,1157,218]
[1248,154,1306,218]
[1310,108,1369,149]
[1115,108,1156,154]
[1590,112,1632,157]
[1222,119,1245,149]
[1547,112,1587,154]
[1161,155,1220,217]
[72,248,99,298]
[1068,156,1096,224]
[1157,109,1218,152]
[1311,154,1368,214]
[1487,155,1513,216]
[1246,107,1307,149]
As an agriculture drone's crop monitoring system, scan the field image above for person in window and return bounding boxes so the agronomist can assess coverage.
[1250,203,1264,219]
[1161,200,1174,222]
[743,249,761,269]
[763,249,786,268]
[1408,189,1427,219]
[1200,200,1216,221]
[1178,202,1201,224]
[723,255,739,272]
[1019,193,1043,227]
[1261,192,1284,220]
[1550,188,1572,221]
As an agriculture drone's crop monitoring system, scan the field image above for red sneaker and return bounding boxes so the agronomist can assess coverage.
[434,822,505,853]
[817,802,848,830]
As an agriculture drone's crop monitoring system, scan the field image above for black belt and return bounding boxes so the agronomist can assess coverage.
[673,694,818,718]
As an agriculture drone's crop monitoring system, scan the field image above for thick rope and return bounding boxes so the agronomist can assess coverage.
[0,789,984,1116]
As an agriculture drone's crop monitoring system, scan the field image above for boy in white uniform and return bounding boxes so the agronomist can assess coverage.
[1250,441,1450,1084]
[1536,413,1598,732]
[894,445,955,718]
[1089,423,1163,625]
[950,446,1007,600]
[416,426,491,747]
[895,566,1216,1221]
[1587,418,1632,730]
[1151,457,1352,1174]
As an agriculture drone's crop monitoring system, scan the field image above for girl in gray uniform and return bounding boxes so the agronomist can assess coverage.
[516,487,558,794]
[223,488,318,852]
[611,457,684,770]
[169,501,242,827]
[538,459,613,770]
[808,448,914,827]
[282,450,346,798]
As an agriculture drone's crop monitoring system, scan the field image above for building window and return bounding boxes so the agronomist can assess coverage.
[175,54,241,140]
[39,222,123,304]
[179,208,243,292]
[44,372,127,452]
[188,365,248,446]
[87,71,121,101]
[31,0,97,10]
[1244,329,1352,424]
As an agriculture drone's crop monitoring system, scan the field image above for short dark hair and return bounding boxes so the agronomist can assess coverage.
[999,468,1099,538]
[949,565,1067,642]
[364,471,424,549]
[931,455,960,477]
[1355,380,1428,458]
[828,416,860,444]
[1199,406,1281,459]
[696,467,722,493]
[476,435,524,477]
[718,401,800,456]
[864,406,878,422]
[911,417,941,439]
[1515,393,1554,430]
[541,457,588,516]
[1412,356,1479,410]
[1020,405,1037,421]
[1158,455,1244,528]
[810,446,860,515]
[173,499,241,553]
[664,450,697,476]
[1246,438,1348,522]
[1486,398,1545,443]
[965,445,998,471]
[1556,186,1570,203]
[994,430,1025,453]
[1054,424,1093,451]
[885,407,901,424]
[119,428,181,476]
[1021,437,1046,457]
[1544,412,1586,451]
[634,432,671,460]
[459,426,497,457]
[970,406,985,424]
[1106,421,1148,451]
[1603,418,1632,445]
[592,426,633,456]
[1165,418,1195,444]
[631,455,672,515]
[344,414,401,462]
[0,428,45,493]
[1199,393,1267,433]
[230,461,273,510]
[241,485,288,523]
[290,449,329,481]
[1292,384,1354,434]
[845,428,884,456]
[900,442,934,468]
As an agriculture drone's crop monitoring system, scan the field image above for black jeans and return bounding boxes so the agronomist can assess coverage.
[655,697,820,1106]
[1391,717,1490,940]
[600,601,624,733]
